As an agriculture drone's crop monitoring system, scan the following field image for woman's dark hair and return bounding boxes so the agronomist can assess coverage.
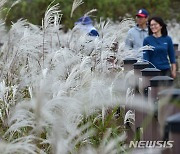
[148,16,168,36]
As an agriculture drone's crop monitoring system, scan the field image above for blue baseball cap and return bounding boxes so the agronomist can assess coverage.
[136,9,149,18]
[75,16,93,25]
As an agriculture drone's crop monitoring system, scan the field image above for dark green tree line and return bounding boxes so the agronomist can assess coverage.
[1,0,180,30]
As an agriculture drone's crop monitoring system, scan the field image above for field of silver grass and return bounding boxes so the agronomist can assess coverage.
[0,1,179,154]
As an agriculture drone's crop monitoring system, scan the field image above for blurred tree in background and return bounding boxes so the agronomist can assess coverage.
[1,0,180,30]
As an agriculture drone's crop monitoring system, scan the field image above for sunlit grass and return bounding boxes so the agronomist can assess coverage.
[0,0,179,153]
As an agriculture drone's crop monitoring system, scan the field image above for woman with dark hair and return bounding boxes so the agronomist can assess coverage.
[143,16,176,78]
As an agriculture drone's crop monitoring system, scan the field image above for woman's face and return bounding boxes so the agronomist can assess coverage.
[150,20,162,34]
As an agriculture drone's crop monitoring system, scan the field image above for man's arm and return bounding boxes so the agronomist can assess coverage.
[125,31,134,49]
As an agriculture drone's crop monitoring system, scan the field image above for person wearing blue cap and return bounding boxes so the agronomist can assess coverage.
[125,8,149,59]
[74,16,99,37]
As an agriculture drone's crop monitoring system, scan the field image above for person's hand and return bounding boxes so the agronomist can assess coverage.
[171,69,176,78]
[171,64,177,78]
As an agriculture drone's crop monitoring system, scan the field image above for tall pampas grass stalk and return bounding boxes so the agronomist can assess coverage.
[42,2,62,67]
[3,0,21,22]
[70,0,84,17]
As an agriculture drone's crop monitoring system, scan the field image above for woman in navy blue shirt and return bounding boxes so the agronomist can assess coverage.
[143,16,176,78]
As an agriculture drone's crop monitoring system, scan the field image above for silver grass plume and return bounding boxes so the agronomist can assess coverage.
[4,0,21,22]
[70,0,84,17]
[98,129,127,154]
[0,0,7,9]
[124,110,135,125]
[0,135,45,154]
[84,9,97,17]
[42,2,62,30]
